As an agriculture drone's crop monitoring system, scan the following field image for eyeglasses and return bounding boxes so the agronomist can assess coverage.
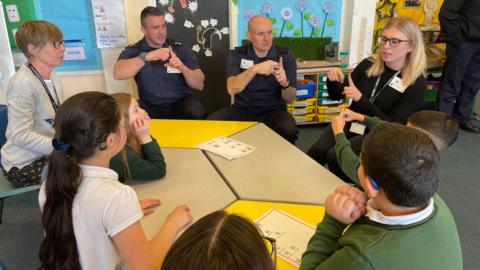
[264,236,277,269]
[378,36,410,47]
[52,40,64,49]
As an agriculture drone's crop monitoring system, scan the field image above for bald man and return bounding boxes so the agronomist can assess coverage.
[208,15,298,143]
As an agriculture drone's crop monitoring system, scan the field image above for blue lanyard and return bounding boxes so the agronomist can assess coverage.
[369,71,401,103]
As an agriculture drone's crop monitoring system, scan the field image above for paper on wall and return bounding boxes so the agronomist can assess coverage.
[210,18,218,27]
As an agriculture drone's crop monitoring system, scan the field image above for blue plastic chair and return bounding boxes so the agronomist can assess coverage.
[0,105,40,224]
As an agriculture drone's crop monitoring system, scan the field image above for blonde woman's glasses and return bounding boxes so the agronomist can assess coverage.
[378,36,410,47]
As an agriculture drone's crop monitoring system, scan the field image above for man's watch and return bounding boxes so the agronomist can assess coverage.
[281,81,291,89]
[139,52,149,64]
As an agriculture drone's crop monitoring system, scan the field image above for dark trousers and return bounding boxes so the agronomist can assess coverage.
[307,125,364,183]
[438,41,480,124]
[207,106,299,144]
[139,96,207,120]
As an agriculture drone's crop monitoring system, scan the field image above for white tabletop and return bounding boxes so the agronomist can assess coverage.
[131,148,237,239]
[205,123,345,205]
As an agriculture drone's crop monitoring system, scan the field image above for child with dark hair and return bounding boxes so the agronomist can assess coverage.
[162,210,275,270]
[300,122,462,270]
[109,93,166,181]
[38,92,192,270]
[332,109,459,184]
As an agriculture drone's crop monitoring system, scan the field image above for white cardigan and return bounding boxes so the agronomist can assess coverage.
[1,65,64,171]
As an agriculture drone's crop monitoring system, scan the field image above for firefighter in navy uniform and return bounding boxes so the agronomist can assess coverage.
[114,6,206,119]
[208,15,298,143]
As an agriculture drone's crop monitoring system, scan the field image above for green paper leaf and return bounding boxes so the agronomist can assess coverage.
[286,22,294,30]
[313,29,321,37]
[269,17,277,24]
[232,0,238,6]
[272,28,279,35]
[304,12,312,20]
[327,19,334,27]
[294,29,302,36]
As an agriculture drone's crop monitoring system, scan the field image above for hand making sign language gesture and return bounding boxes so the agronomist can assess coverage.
[147,47,170,62]
[165,46,186,71]
[327,68,363,102]
[274,57,289,88]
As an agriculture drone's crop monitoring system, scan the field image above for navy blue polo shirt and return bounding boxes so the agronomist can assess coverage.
[118,38,200,107]
[227,44,297,113]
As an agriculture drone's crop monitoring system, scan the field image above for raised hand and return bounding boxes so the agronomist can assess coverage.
[139,198,161,216]
[343,108,365,122]
[274,57,289,87]
[254,60,278,75]
[327,68,345,83]
[343,74,363,102]
[166,204,193,230]
[165,46,185,70]
[331,112,346,135]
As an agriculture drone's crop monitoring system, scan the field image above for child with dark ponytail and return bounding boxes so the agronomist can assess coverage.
[38,91,192,270]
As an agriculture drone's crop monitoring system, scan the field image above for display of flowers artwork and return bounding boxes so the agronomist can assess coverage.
[235,0,341,44]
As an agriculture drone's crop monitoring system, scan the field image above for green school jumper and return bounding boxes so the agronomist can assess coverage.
[109,138,166,181]
[300,195,462,270]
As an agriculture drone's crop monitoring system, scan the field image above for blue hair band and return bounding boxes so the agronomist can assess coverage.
[52,139,71,153]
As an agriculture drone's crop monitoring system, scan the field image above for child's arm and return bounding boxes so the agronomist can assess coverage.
[343,108,383,130]
[113,205,192,269]
[331,113,361,185]
[127,116,167,180]
[301,187,369,270]
[126,138,167,180]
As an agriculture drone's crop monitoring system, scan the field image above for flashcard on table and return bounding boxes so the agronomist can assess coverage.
[256,209,315,267]
[197,136,256,160]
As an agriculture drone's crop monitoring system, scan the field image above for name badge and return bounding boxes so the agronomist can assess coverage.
[167,66,181,73]
[240,59,254,69]
[349,122,366,135]
[389,76,406,93]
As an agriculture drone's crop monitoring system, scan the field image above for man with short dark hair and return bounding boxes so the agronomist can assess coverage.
[207,15,298,143]
[438,0,480,133]
[114,6,206,119]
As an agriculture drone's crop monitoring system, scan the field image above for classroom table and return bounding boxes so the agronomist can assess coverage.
[226,200,326,270]
[131,148,237,239]
[150,119,257,148]
[205,123,345,205]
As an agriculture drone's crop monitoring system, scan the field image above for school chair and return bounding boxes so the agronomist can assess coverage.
[0,105,40,224]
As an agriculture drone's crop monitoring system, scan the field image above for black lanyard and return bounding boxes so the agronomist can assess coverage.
[28,63,60,112]
[369,71,401,103]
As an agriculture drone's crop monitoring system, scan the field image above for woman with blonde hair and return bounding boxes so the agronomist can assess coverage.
[109,93,166,181]
[307,16,427,182]
[1,20,65,186]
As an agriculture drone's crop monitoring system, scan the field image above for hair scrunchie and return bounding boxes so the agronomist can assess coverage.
[52,138,71,153]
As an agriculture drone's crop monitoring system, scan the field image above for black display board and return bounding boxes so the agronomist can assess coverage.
[156,0,230,113]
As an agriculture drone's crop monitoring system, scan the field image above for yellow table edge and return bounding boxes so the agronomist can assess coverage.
[225,200,325,270]
[150,120,258,148]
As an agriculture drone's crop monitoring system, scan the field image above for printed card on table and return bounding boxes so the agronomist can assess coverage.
[196,136,256,160]
[256,209,315,267]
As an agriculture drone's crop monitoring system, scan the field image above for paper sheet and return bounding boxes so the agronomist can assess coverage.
[197,136,256,160]
[256,209,315,267]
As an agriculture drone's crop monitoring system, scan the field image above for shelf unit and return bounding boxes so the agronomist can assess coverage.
[289,61,350,125]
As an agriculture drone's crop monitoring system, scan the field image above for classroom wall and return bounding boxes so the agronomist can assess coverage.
[56,0,147,100]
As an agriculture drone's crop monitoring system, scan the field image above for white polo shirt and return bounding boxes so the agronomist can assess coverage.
[39,165,143,269]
